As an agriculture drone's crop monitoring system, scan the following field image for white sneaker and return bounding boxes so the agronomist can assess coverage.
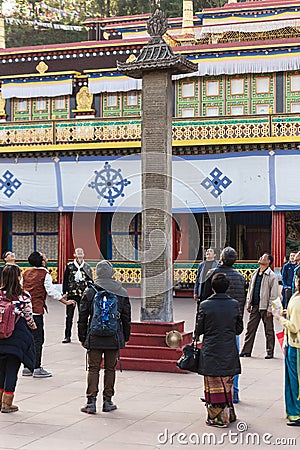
[33,367,52,378]
[22,368,33,376]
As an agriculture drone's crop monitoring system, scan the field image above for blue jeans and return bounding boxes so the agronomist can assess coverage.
[234,335,240,394]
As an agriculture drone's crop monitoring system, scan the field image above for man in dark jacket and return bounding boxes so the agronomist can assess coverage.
[201,247,246,316]
[201,247,246,404]
[281,252,297,307]
[62,248,93,343]
[195,273,243,427]
[78,260,131,415]
[194,248,218,302]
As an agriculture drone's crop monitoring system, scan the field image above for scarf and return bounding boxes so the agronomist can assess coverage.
[74,259,85,282]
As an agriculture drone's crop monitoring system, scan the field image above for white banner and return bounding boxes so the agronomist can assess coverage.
[0,153,293,213]
[0,162,58,210]
[275,154,300,208]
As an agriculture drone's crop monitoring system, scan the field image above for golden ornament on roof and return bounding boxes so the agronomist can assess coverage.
[36,61,49,74]
[126,54,137,63]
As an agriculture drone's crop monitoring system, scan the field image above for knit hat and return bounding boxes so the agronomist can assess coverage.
[96,260,114,279]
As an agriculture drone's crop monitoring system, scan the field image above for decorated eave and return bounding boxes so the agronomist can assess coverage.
[0,39,148,78]
[174,38,300,77]
[1,1,300,83]
[194,0,300,38]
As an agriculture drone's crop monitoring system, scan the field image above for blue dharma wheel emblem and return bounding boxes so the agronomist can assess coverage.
[89,161,131,206]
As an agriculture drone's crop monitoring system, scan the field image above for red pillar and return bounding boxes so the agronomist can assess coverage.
[271,211,286,268]
[95,212,101,254]
[58,212,72,284]
[177,214,189,260]
[0,212,2,258]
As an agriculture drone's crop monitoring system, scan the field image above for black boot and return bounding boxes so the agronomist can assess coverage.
[102,396,117,412]
[81,397,96,414]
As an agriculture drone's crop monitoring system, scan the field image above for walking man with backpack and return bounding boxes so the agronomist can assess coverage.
[78,260,131,414]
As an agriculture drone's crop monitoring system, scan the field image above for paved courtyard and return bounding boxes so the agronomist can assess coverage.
[0,296,299,449]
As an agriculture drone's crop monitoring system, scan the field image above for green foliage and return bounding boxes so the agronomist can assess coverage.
[5,23,87,48]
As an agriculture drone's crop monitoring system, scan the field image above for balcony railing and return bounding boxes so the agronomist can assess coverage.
[17,261,258,286]
[0,114,299,150]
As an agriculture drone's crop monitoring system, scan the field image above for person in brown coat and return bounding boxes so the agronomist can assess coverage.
[22,252,75,378]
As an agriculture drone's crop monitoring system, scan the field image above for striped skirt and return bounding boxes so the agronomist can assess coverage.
[204,376,235,426]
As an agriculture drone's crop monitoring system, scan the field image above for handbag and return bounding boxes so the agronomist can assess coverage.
[177,341,203,373]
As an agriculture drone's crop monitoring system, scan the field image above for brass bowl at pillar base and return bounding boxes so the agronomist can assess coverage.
[165,330,183,348]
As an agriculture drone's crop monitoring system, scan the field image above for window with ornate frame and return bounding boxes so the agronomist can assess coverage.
[256,76,270,94]
[35,98,47,111]
[182,81,195,98]
[126,91,138,106]
[206,80,220,97]
[291,102,300,113]
[230,78,244,96]
[16,99,28,112]
[256,104,270,114]
[230,105,244,116]
[107,93,118,107]
[54,96,66,110]
[206,106,220,116]
[181,107,195,117]
[291,75,300,93]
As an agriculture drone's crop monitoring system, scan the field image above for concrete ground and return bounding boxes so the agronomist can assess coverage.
[1,296,299,450]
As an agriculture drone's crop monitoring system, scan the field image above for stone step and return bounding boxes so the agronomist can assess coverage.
[117,357,192,373]
[128,331,193,347]
[121,345,184,360]
[130,321,186,333]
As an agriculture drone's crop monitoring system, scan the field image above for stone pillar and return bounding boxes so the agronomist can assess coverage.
[141,71,173,321]
[117,8,197,322]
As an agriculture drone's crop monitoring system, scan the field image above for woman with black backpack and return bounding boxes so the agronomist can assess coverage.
[0,265,36,413]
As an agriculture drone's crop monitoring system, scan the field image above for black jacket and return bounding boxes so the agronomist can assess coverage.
[78,284,131,350]
[201,265,246,317]
[195,293,243,377]
[62,262,93,298]
[0,317,35,372]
